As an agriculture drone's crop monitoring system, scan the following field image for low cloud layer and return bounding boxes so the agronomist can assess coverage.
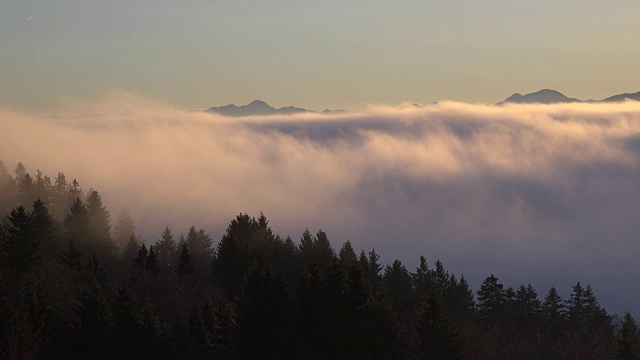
[3,94,640,314]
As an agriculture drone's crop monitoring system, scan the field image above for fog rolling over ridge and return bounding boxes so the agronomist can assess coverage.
[3,94,640,314]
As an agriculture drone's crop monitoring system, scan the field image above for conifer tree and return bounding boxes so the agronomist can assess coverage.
[122,233,141,265]
[113,207,136,254]
[135,244,149,268]
[185,226,213,277]
[542,287,565,326]
[617,312,640,360]
[234,265,295,358]
[314,230,334,272]
[383,259,414,318]
[64,198,93,259]
[0,160,15,216]
[73,279,112,358]
[338,240,357,272]
[2,206,38,278]
[31,198,58,260]
[146,246,158,274]
[417,291,462,360]
[299,228,315,268]
[60,241,82,270]
[176,243,194,277]
[154,227,176,273]
[85,190,114,262]
[477,274,506,324]
[413,256,433,302]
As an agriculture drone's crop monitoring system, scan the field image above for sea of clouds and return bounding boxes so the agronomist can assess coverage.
[3,92,640,314]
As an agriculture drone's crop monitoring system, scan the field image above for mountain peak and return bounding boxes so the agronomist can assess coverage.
[207,100,311,117]
[500,89,579,105]
[499,89,640,105]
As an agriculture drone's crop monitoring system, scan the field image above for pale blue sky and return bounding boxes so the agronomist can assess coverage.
[2,0,640,111]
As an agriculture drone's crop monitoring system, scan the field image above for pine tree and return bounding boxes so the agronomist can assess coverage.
[113,207,136,254]
[135,244,149,268]
[542,287,565,326]
[74,279,112,358]
[122,233,141,265]
[299,228,315,268]
[31,198,58,260]
[338,240,357,272]
[60,241,82,270]
[85,190,114,262]
[617,312,640,360]
[146,246,158,274]
[477,274,506,324]
[0,160,15,216]
[154,227,176,273]
[176,243,194,277]
[234,265,295,358]
[2,206,38,278]
[383,259,414,318]
[185,226,213,277]
[314,230,334,272]
[446,274,476,324]
[417,290,462,360]
[64,198,93,259]
[413,256,433,303]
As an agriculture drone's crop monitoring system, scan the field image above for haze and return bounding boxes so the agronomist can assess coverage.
[3,95,640,314]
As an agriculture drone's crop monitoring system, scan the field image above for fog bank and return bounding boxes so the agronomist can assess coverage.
[3,95,640,313]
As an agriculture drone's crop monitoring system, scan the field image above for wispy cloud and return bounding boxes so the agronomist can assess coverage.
[3,93,640,313]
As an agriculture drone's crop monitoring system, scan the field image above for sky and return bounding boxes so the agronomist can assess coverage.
[2,0,640,111]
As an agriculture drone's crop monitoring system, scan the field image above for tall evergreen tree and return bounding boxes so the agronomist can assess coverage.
[64,198,93,260]
[413,256,433,302]
[383,259,414,319]
[113,207,136,254]
[542,287,565,327]
[185,226,213,278]
[338,240,358,272]
[176,243,194,277]
[417,291,463,360]
[477,274,506,324]
[154,227,177,273]
[616,312,640,360]
[2,206,38,278]
[122,233,141,265]
[0,160,15,216]
[85,190,114,262]
[31,199,58,260]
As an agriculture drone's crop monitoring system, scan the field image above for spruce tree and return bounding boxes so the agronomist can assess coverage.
[113,207,136,254]
[383,259,414,319]
[64,198,93,259]
[417,290,462,360]
[338,240,357,272]
[154,226,176,273]
[60,241,82,270]
[31,198,58,260]
[85,190,114,262]
[617,312,640,360]
[176,243,194,277]
[2,206,38,278]
[477,274,506,324]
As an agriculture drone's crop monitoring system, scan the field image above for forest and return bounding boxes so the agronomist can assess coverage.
[1,160,639,359]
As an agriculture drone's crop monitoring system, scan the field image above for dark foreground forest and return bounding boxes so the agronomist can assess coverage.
[1,160,639,359]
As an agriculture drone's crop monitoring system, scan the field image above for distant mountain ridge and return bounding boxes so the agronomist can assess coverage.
[499,89,640,105]
[207,100,347,117]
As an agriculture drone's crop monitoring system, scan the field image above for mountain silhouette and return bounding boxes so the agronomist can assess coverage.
[207,100,312,117]
[499,89,640,105]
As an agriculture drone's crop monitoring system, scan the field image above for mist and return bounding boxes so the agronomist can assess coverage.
[3,94,640,314]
